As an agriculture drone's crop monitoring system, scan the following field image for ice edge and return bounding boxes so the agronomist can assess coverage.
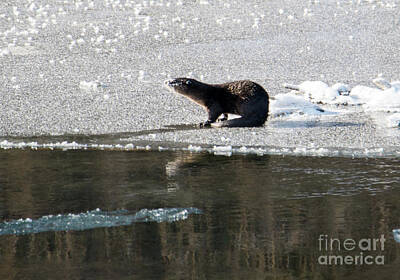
[0,140,399,158]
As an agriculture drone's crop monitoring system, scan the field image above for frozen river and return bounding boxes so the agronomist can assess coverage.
[1,149,400,279]
[1,1,400,279]
[1,0,400,157]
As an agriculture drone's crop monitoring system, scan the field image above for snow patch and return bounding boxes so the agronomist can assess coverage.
[79,81,106,91]
[284,78,400,127]
[270,93,330,117]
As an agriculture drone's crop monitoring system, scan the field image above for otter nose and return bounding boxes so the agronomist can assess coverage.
[164,79,174,86]
[164,79,181,87]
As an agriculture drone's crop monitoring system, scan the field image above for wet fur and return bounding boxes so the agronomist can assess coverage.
[165,78,269,128]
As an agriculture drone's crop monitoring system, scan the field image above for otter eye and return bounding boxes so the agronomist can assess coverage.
[185,80,192,85]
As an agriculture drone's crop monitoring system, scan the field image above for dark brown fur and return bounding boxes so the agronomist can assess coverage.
[165,78,269,127]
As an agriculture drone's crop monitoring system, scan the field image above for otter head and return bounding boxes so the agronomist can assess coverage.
[164,78,211,105]
[164,78,204,95]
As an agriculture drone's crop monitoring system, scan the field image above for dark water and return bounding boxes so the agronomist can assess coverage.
[1,149,400,280]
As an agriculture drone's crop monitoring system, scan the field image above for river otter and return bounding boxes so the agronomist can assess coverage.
[164,78,269,128]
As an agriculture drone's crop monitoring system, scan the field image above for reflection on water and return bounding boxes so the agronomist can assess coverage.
[0,149,400,279]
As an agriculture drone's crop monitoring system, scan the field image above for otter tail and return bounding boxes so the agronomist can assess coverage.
[211,117,266,128]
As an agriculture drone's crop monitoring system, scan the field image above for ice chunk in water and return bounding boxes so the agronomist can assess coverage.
[393,229,400,243]
[0,208,202,236]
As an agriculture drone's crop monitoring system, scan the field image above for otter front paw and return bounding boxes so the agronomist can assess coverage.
[216,114,228,122]
[199,121,212,128]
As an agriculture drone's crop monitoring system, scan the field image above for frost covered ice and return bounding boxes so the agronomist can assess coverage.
[0,140,138,151]
[79,81,104,91]
[1,0,400,157]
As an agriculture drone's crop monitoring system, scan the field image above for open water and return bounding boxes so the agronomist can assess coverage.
[0,148,399,279]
